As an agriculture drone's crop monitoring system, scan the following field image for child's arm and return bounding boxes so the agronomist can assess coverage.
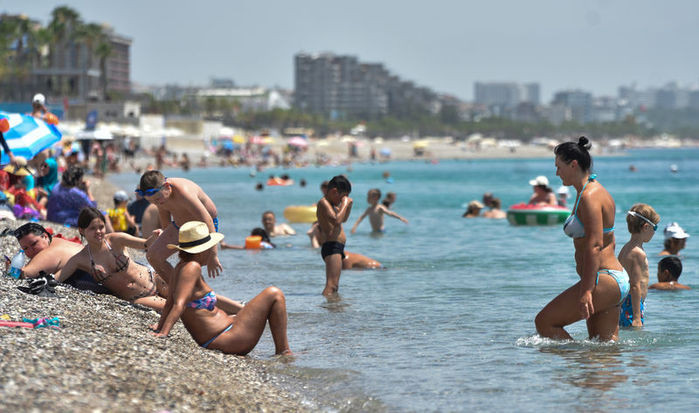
[320,196,353,226]
[625,248,648,327]
[378,205,408,224]
[351,207,370,234]
[339,196,353,223]
[109,230,162,251]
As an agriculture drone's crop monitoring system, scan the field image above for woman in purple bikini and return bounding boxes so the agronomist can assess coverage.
[151,221,292,355]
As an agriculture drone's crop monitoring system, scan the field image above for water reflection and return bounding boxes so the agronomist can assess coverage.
[540,344,649,409]
[541,345,632,391]
[321,294,349,312]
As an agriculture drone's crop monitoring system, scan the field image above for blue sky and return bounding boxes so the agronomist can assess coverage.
[3,0,698,101]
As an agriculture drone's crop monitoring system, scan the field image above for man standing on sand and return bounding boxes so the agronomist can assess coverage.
[9,222,107,292]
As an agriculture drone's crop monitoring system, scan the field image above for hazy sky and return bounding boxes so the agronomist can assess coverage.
[3,0,698,101]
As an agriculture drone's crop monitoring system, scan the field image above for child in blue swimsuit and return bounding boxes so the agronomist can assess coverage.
[618,203,661,327]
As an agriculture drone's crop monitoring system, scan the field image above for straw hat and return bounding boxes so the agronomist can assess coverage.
[468,200,484,209]
[3,156,36,177]
[167,221,224,254]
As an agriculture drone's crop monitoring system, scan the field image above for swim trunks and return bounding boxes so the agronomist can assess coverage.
[619,295,645,327]
[321,241,346,260]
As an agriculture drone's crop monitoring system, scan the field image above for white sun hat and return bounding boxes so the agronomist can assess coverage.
[664,222,690,240]
[529,176,550,187]
[32,93,46,105]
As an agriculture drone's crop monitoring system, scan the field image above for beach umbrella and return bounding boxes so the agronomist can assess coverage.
[0,111,62,164]
[288,136,309,147]
[232,135,245,144]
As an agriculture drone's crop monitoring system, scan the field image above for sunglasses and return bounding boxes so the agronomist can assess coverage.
[135,184,165,197]
[627,211,658,231]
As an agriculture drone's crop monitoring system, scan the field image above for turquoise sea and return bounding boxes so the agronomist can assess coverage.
[110,148,699,412]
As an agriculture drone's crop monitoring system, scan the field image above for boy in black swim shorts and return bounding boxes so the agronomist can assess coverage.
[316,175,352,296]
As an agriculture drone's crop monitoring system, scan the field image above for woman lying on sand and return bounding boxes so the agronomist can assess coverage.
[57,207,243,314]
[151,221,291,355]
[56,207,169,311]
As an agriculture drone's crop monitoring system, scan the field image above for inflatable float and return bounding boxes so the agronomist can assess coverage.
[267,178,294,186]
[506,203,571,226]
[283,205,317,223]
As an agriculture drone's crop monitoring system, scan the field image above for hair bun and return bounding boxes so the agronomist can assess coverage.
[577,136,592,151]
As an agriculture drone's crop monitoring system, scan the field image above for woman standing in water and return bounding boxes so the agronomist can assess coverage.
[535,137,629,341]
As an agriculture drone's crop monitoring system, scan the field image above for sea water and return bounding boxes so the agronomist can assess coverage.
[110,148,699,411]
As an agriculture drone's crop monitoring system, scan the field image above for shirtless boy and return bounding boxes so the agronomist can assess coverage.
[351,188,407,234]
[316,175,353,296]
[618,203,660,327]
[649,256,690,290]
[138,171,241,313]
[262,210,296,237]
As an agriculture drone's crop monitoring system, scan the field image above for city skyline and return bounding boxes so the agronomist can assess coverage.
[3,0,698,102]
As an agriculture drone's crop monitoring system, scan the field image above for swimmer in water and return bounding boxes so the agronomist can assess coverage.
[351,188,408,234]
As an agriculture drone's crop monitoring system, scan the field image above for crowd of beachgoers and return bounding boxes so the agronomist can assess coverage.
[1,96,693,410]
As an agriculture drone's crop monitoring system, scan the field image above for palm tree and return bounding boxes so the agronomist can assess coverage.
[95,39,112,100]
[48,6,82,96]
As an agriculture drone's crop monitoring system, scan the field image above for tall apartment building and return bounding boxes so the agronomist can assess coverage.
[474,82,540,109]
[295,53,387,118]
[552,89,593,123]
[104,28,131,95]
[294,52,438,119]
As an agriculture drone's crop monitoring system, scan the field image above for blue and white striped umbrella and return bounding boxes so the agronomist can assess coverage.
[0,111,62,164]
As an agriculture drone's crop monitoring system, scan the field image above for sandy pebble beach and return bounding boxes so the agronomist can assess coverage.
[0,175,311,411]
